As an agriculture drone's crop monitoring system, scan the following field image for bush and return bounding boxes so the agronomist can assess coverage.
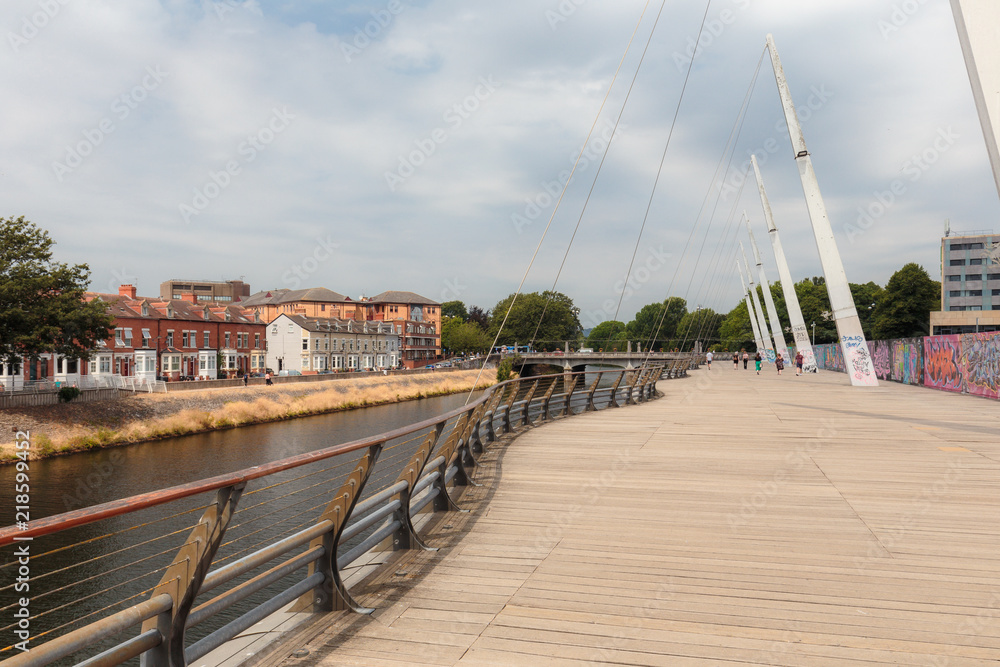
[58,386,82,403]
[496,359,513,383]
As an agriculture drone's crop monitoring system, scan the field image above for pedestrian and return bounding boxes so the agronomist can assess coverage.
[705,350,713,370]
[794,351,804,376]
[754,351,762,375]
[733,351,739,370]
[242,371,249,387]
[775,355,784,375]
[265,371,273,386]
[742,350,749,370]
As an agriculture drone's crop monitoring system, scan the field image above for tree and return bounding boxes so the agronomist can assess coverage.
[872,263,940,339]
[487,291,581,351]
[625,297,687,351]
[443,319,490,355]
[0,217,114,365]
[850,281,885,339]
[718,300,755,351]
[675,308,723,350]
[794,277,837,345]
[467,305,489,329]
[441,300,468,321]
[586,321,626,349]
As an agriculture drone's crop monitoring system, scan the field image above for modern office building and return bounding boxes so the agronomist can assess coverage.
[930,231,1000,334]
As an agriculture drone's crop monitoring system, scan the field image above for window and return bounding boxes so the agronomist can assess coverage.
[948,275,962,282]
[969,290,983,296]
[950,291,962,297]
[970,258,984,265]
[993,289,1000,296]
[271,325,278,335]
[967,275,982,282]
[124,329,133,346]
[950,306,965,311]
[950,259,965,266]
[142,328,151,347]
[303,339,309,351]
[970,305,983,311]
[166,331,174,347]
[321,304,326,311]
[989,274,1000,281]
[224,332,231,348]
[288,323,294,333]
[254,333,260,349]
[182,331,190,347]
[204,331,210,348]
[970,243,984,249]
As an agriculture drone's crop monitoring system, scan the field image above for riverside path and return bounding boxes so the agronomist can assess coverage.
[254,367,1000,666]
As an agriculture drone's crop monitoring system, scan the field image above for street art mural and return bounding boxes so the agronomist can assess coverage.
[961,332,1000,399]
[815,332,1000,400]
[870,339,891,381]
[891,338,922,386]
[923,335,964,393]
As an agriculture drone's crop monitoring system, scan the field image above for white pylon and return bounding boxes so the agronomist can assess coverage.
[746,212,790,365]
[751,154,818,372]
[737,260,765,353]
[767,34,877,386]
[741,241,775,362]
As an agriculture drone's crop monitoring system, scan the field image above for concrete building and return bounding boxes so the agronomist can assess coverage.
[160,279,251,304]
[930,231,1000,334]
[266,314,400,373]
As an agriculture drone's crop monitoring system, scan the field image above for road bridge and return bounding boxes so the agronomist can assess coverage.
[253,367,1000,666]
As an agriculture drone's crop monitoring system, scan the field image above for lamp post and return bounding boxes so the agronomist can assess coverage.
[811,321,816,346]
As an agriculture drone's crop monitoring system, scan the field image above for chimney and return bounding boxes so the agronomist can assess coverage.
[181,293,197,303]
[119,284,138,299]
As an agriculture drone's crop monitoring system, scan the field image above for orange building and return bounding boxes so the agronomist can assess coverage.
[241,288,372,323]
[369,291,441,368]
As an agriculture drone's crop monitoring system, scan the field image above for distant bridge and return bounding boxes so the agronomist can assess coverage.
[514,351,695,373]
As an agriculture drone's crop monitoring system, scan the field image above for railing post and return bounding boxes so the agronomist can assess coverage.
[520,380,539,427]
[392,424,444,552]
[585,373,601,411]
[608,372,625,408]
[294,444,382,615]
[539,379,558,424]
[562,374,579,416]
[502,380,519,433]
[140,483,245,667]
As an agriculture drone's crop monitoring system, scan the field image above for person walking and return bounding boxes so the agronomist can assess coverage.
[242,371,249,387]
[775,355,784,375]
[705,350,713,370]
[742,350,749,370]
[265,371,273,386]
[754,351,762,375]
[794,351,804,376]
[733,351,739,370]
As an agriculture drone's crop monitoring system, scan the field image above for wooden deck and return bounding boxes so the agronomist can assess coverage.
[258,367,1000,666]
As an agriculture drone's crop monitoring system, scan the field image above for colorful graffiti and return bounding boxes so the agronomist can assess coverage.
[870,340,891,380]
[923,335,964,393]
[808,332,1000,400]
[891,338,922,386]
[961,333,1000,399]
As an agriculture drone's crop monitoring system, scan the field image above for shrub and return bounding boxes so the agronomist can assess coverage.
[58,386,82,403]
[497,359,513,383]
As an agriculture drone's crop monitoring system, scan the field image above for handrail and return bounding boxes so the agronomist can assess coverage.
[0,364,678,667]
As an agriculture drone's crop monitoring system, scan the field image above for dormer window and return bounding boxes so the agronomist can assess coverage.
[141,304,149,317]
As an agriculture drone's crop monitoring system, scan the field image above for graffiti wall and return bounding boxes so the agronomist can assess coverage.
[923,335,963,393]
[815,332,1000,400]
[960,332,1000,399]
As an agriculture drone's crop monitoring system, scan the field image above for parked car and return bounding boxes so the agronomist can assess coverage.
[425,365,436,370]
[277,369,302,376]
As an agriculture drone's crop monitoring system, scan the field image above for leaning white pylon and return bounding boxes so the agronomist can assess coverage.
[751,154,818,372]
[746,212,790,365]
[737,259,765,353]
[767,34,877,386]
[741,242,775,363]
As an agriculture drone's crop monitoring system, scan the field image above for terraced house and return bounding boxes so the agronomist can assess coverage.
[265,314,400,373]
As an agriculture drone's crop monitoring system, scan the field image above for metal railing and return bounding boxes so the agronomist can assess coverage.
[0,362,685,667]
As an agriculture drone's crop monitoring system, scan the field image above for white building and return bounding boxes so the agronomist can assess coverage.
[266,314,400,373]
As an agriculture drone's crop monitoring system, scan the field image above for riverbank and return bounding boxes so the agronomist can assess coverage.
[0,370,496,462]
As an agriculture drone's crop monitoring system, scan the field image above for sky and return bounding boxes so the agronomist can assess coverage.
[2,0,998,328]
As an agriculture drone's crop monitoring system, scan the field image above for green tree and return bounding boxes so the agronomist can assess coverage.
[586,321,626,349]
[488,291,581,351]
[676,308,723,350]
[872,263,940,339]
[440,316,464,353]
[850,281,885,339]
[0,216,114,365]
[447,321,490,355]
[795,277,837,344]
[718,300,755,351]
[625,297,687,351]
[441,300,468,321]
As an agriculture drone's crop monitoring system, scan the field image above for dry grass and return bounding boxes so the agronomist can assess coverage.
[1,371,495,461]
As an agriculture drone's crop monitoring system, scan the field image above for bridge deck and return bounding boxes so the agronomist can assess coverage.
[258,367,1000,666]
